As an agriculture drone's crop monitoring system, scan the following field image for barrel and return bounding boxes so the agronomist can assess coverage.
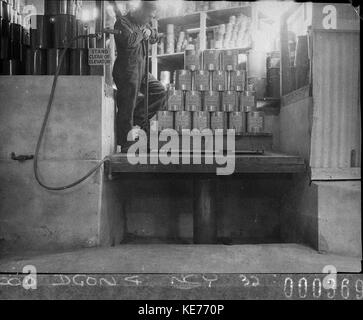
[25,48,47,75]
[53,14,77,49]
[47,48,70,75]
[30,15,53,49]
[70,48,89,75]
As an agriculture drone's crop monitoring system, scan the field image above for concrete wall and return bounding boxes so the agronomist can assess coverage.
[0,76,121,256]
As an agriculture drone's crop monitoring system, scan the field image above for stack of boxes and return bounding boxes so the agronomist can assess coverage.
[157,49,265,135]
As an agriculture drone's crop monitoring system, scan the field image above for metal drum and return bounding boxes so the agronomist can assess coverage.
[212,70,226,91]
[157,111,174,131]
[211,112,227,131]
[222,50,237,70]
[222,91,237,112]
[30,15,53,49]
[174,69,191,91]
[229,111,246,134]
[175,111,192,132]
[70,48,89,75]
[45,0,68,15]
[0,59,21,75]
[76,20,88,49]
[203,50,220,71]
[47,48,70,75]
[204,91,219,112]
[184,49,200,70]
[232,70,246,92]
[9,39,21,60]
[185,90,201,112]
[0,35,9,60]
[193,111,210,131]
[25,48,47,75]
[53,14,77,49]
[167,89,183,111]
[247,111,265,133]
[194,70,209,91]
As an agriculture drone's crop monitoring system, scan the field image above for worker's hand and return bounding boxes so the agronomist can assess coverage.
[142,28,152,41]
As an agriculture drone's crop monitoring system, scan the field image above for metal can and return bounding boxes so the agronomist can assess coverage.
[185,90,201,112]
[247,111,265,133]
[222,50,237,70]
[229,111,246,134]
[212,70,226,91]
[174,69,191,91]
[167,89,183,111]
[175,111,192,132]
[204,91,219,112]
[241,92,256,110]
[193,111,210,131]
[232,70,246,92]
[157,111,174,131]
[30,15,53,49]
[184,49,200,70]
[203,50,220,71]
[194,70,209,91]
[222,91,237,112]
[211,112,227,131]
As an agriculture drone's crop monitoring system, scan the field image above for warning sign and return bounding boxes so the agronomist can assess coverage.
[88,48,111,65]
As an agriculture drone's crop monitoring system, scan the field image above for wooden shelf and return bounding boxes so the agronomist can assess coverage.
[206,6,252,26]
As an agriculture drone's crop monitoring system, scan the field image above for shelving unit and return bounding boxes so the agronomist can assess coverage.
[151,4,264,79]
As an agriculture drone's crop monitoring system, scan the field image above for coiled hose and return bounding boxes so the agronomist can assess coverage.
[33,35,110,191]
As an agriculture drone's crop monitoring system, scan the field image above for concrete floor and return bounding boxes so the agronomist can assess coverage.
[0,244,361,273]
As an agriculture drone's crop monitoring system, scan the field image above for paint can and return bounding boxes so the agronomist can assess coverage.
[222,91,237,112]
[247,111,265,133]
[203,49,220,71]
[193,111,210,131]
[184,48,200,70]
[204,90,219,112]
[229,111,246,134]
[212,70,226,91]
[185,90,201,112]
[167,88,183,111]
[175,111,192,132]
[174,69,191,91]
[241,91,256,111]
[232,70,246,92]
[222,49,237,70]
[194,70,209,91]
[211,111,227,131]
[157,111,174,131]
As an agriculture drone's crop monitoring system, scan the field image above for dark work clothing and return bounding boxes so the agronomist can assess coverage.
[113,13,165,146]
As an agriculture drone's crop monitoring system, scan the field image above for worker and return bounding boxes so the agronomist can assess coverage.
[112,1,166,153]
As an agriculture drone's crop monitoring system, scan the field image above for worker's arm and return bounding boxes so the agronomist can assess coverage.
[114,18,144,48]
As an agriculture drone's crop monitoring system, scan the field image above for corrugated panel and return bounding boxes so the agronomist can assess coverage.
[310,30,361,170]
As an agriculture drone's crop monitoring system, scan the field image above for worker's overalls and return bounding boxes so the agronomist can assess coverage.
[113,13,166,147]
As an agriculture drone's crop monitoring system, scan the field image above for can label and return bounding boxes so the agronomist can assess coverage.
[186,91,201,111]
[195,71,209,91]
[211,112,226,130]
[157,111,174,131]
[229,112,246,134]
[193,112,210,130]
[213,71,226,91]
[175,111,192,132]
[167,90,183,111]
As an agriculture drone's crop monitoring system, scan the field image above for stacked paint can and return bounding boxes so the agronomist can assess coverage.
[158,49,265,135]
[0,0,27,75]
